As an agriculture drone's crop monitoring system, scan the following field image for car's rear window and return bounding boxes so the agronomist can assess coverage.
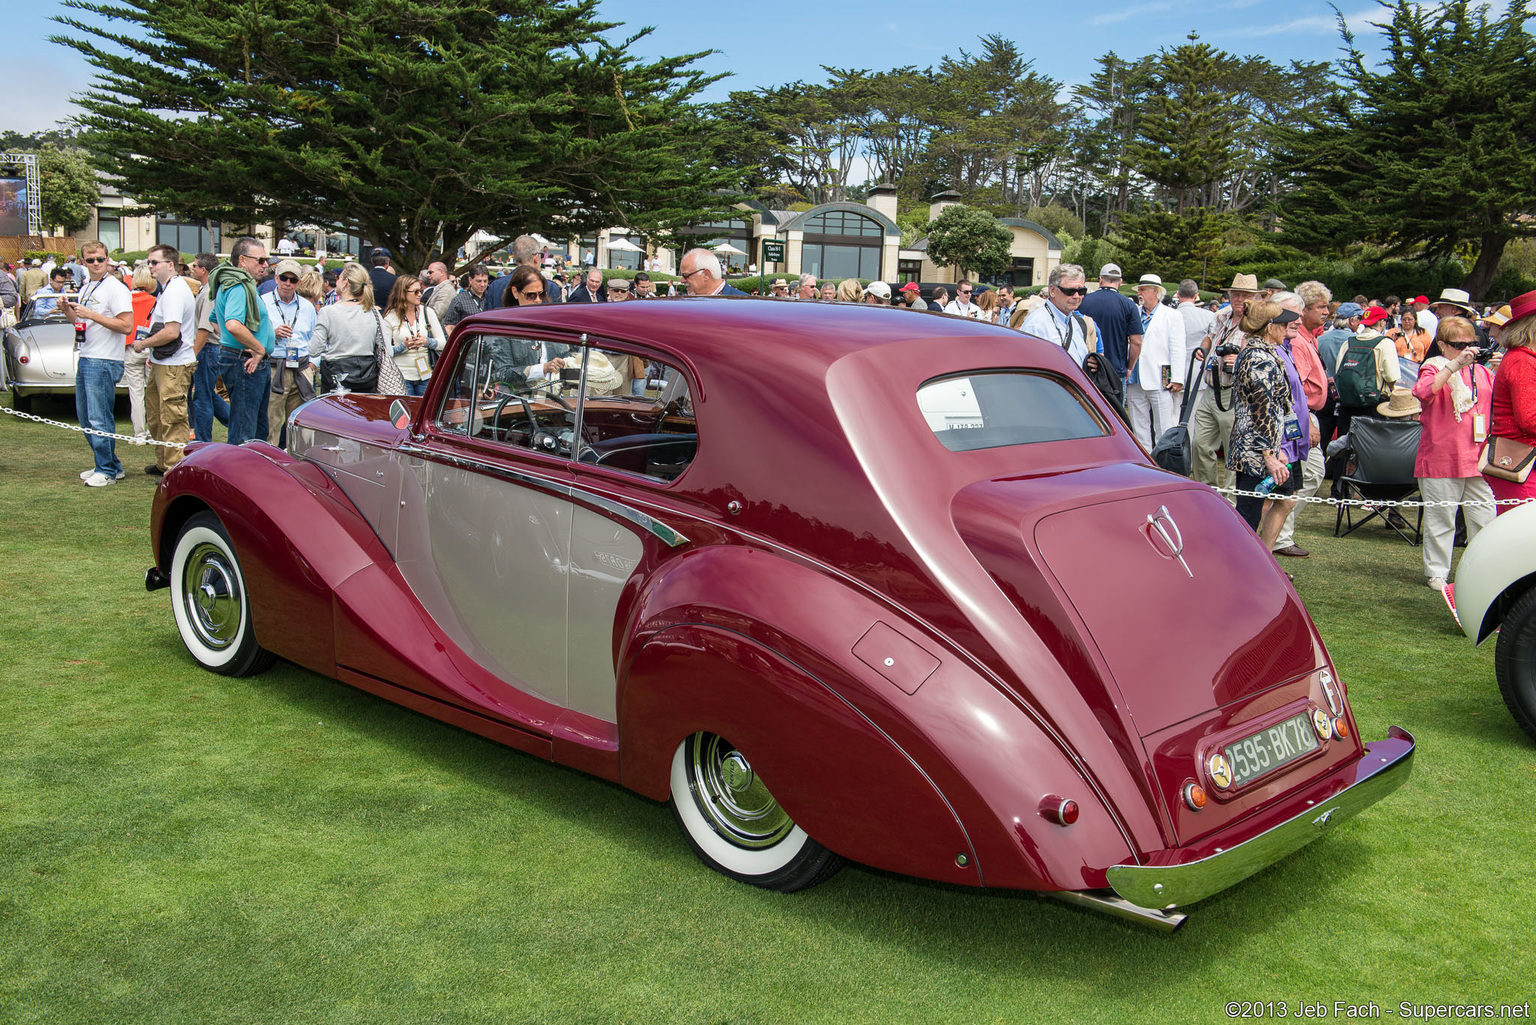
[917,371,1108,452]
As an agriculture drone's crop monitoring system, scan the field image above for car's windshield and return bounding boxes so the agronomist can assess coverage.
[917,371,1107,452]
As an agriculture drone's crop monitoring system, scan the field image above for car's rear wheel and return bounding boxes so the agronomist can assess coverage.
[669,732,843,892]
[169,511,276,677]
[1494,587,1536,743]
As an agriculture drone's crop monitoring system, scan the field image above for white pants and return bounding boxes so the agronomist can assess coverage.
[1274,444,1326,550]
[1127,387,1177,450]
[1420,475,1496,582]
[122,348,150,440]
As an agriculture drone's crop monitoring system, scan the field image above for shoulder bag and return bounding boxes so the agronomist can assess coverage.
[1479,435,1536,483]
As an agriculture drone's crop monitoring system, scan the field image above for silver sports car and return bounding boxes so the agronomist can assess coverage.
[3,297,126,412]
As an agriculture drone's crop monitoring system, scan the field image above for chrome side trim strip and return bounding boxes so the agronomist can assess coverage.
[1106,726,1415,910]
[398,442,690,548]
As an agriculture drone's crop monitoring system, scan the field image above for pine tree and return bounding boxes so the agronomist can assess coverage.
[1277,0,1536,299]
[53,0,739,271]
[1124,39,1242,216]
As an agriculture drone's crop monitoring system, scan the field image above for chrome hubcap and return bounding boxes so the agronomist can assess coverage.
[687,734,793,849]
[182,542,240,650]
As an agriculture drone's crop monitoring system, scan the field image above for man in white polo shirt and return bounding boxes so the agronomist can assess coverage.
[134,243,198,475]
[56,240,134,487]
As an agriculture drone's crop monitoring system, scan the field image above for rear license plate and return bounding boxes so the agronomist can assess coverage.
[1224,712,1319,787]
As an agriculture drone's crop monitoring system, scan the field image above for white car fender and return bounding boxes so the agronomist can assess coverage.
[1456,498,1536,642]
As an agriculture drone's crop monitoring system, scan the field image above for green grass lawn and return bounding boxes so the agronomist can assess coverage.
[3,394,1533,1024]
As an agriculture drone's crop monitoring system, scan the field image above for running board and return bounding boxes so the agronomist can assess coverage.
[1045,889,1188,932]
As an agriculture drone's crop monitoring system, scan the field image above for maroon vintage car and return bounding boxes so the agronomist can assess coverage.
[145,298,1413,930]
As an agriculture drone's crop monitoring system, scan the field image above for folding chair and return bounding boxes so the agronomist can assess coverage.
[1334,417,1423,545]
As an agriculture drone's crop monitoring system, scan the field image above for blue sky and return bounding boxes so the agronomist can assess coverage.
[7,0,1400,136]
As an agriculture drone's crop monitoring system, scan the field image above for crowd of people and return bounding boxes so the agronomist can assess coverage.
[9,238,1536,595]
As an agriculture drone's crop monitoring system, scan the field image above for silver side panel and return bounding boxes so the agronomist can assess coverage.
[567,507,643,722]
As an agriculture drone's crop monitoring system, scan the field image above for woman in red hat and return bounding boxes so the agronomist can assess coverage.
[1483,289,1536,512]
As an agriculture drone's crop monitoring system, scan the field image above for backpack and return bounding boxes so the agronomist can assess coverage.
[1336,338,1385,409]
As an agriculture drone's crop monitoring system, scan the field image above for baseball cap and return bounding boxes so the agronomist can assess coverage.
[1335,302,1364,319]
[270,258,303,279]
[1362,305,1391,326]
[862,281,892,299]
[1099,263,1122,279]
[899,282,920,293]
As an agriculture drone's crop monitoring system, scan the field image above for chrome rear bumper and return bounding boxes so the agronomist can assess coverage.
[1105,725,1415,910]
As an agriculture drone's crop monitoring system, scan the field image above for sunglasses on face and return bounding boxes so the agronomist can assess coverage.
[1443,339,1475,348]
[520,288,544,299]
[279,275,299,283]
[406,287,423,294]
[1055,285,1088,296]
[83,256,108,264]
[146,258,168,266]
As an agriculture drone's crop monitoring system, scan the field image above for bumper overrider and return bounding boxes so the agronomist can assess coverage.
[1058,727,1414,931]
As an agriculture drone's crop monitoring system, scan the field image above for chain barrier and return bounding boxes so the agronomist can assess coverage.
[1214,485,1533,509]
[1,402,187,448]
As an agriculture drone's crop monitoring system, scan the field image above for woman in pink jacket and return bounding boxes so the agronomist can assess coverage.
[1413,316,1495,590]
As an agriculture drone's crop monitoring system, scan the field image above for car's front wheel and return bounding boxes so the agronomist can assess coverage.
[1494,587,1536,743]
[669,732,843,892]
[169,511,276,677]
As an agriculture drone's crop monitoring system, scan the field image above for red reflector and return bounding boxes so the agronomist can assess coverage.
[1039,795,1079,826]
[1333,717,1350,740]
[1183,782,1207,810]
[18,355,29,364]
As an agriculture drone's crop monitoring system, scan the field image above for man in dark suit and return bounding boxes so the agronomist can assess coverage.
[679,249,746,296]
[367,248,397,305]
[567,267,607,303]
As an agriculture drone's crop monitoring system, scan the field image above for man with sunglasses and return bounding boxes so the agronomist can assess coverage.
[209,237,277,446]
[55,241,135,486]
[262,259,318,445]
[942,281,984,319]
[1020,264,1094,366]
[134,244,198,474]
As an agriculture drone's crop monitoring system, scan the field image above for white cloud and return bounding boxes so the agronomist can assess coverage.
[1092,1,1173,25]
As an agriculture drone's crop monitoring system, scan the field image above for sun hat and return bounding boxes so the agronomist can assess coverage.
[862,280,892,300]
[1226,273,1259,293]
[1376,388,1422,418]
[770,278,788,288]
[1336,302,1364,319]
[1361,305,1392,327]
[1506,289,1536,328]
[899,282,920,293]
[1269,309,1301,326]
[1430,287,1476,315]
[1481,304,1512,327]
[1136,273,1163,289]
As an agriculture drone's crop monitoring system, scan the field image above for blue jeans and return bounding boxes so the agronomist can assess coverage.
[191,342,230,442]
[404,378,430,397]
[75,357,125,476]
[216,346,271,446]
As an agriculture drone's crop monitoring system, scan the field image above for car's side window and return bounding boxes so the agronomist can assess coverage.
[435,333,697,480]
[577,350,696,482]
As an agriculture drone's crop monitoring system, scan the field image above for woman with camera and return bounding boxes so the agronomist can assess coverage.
[1414,316,1496,589]
[1227,300,1305,546]
[383,275,446,397]
[1483,291,1536,512]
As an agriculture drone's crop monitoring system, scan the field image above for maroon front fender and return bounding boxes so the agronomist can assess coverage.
[152,441,388,677]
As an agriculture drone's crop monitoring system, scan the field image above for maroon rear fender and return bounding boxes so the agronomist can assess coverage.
[153,441,392,677]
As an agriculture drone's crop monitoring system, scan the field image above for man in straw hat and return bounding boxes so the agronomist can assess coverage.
[1187,272,1261,497]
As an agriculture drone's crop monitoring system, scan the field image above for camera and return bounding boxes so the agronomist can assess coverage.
[1214,340,1243,358]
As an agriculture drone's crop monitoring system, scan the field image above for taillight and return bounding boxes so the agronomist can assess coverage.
[1039,795,1079,825]
[1183,782,1207,811]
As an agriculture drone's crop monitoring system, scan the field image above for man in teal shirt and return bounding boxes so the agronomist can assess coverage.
[211,237,276,445]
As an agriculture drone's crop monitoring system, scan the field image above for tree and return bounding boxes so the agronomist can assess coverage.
[923,204,1011,279]
[1125,40,1241,216]
[1277,0,1536,298]
[1114,208,1234,289]
[36,144,101,233]
[54,0,740,272]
